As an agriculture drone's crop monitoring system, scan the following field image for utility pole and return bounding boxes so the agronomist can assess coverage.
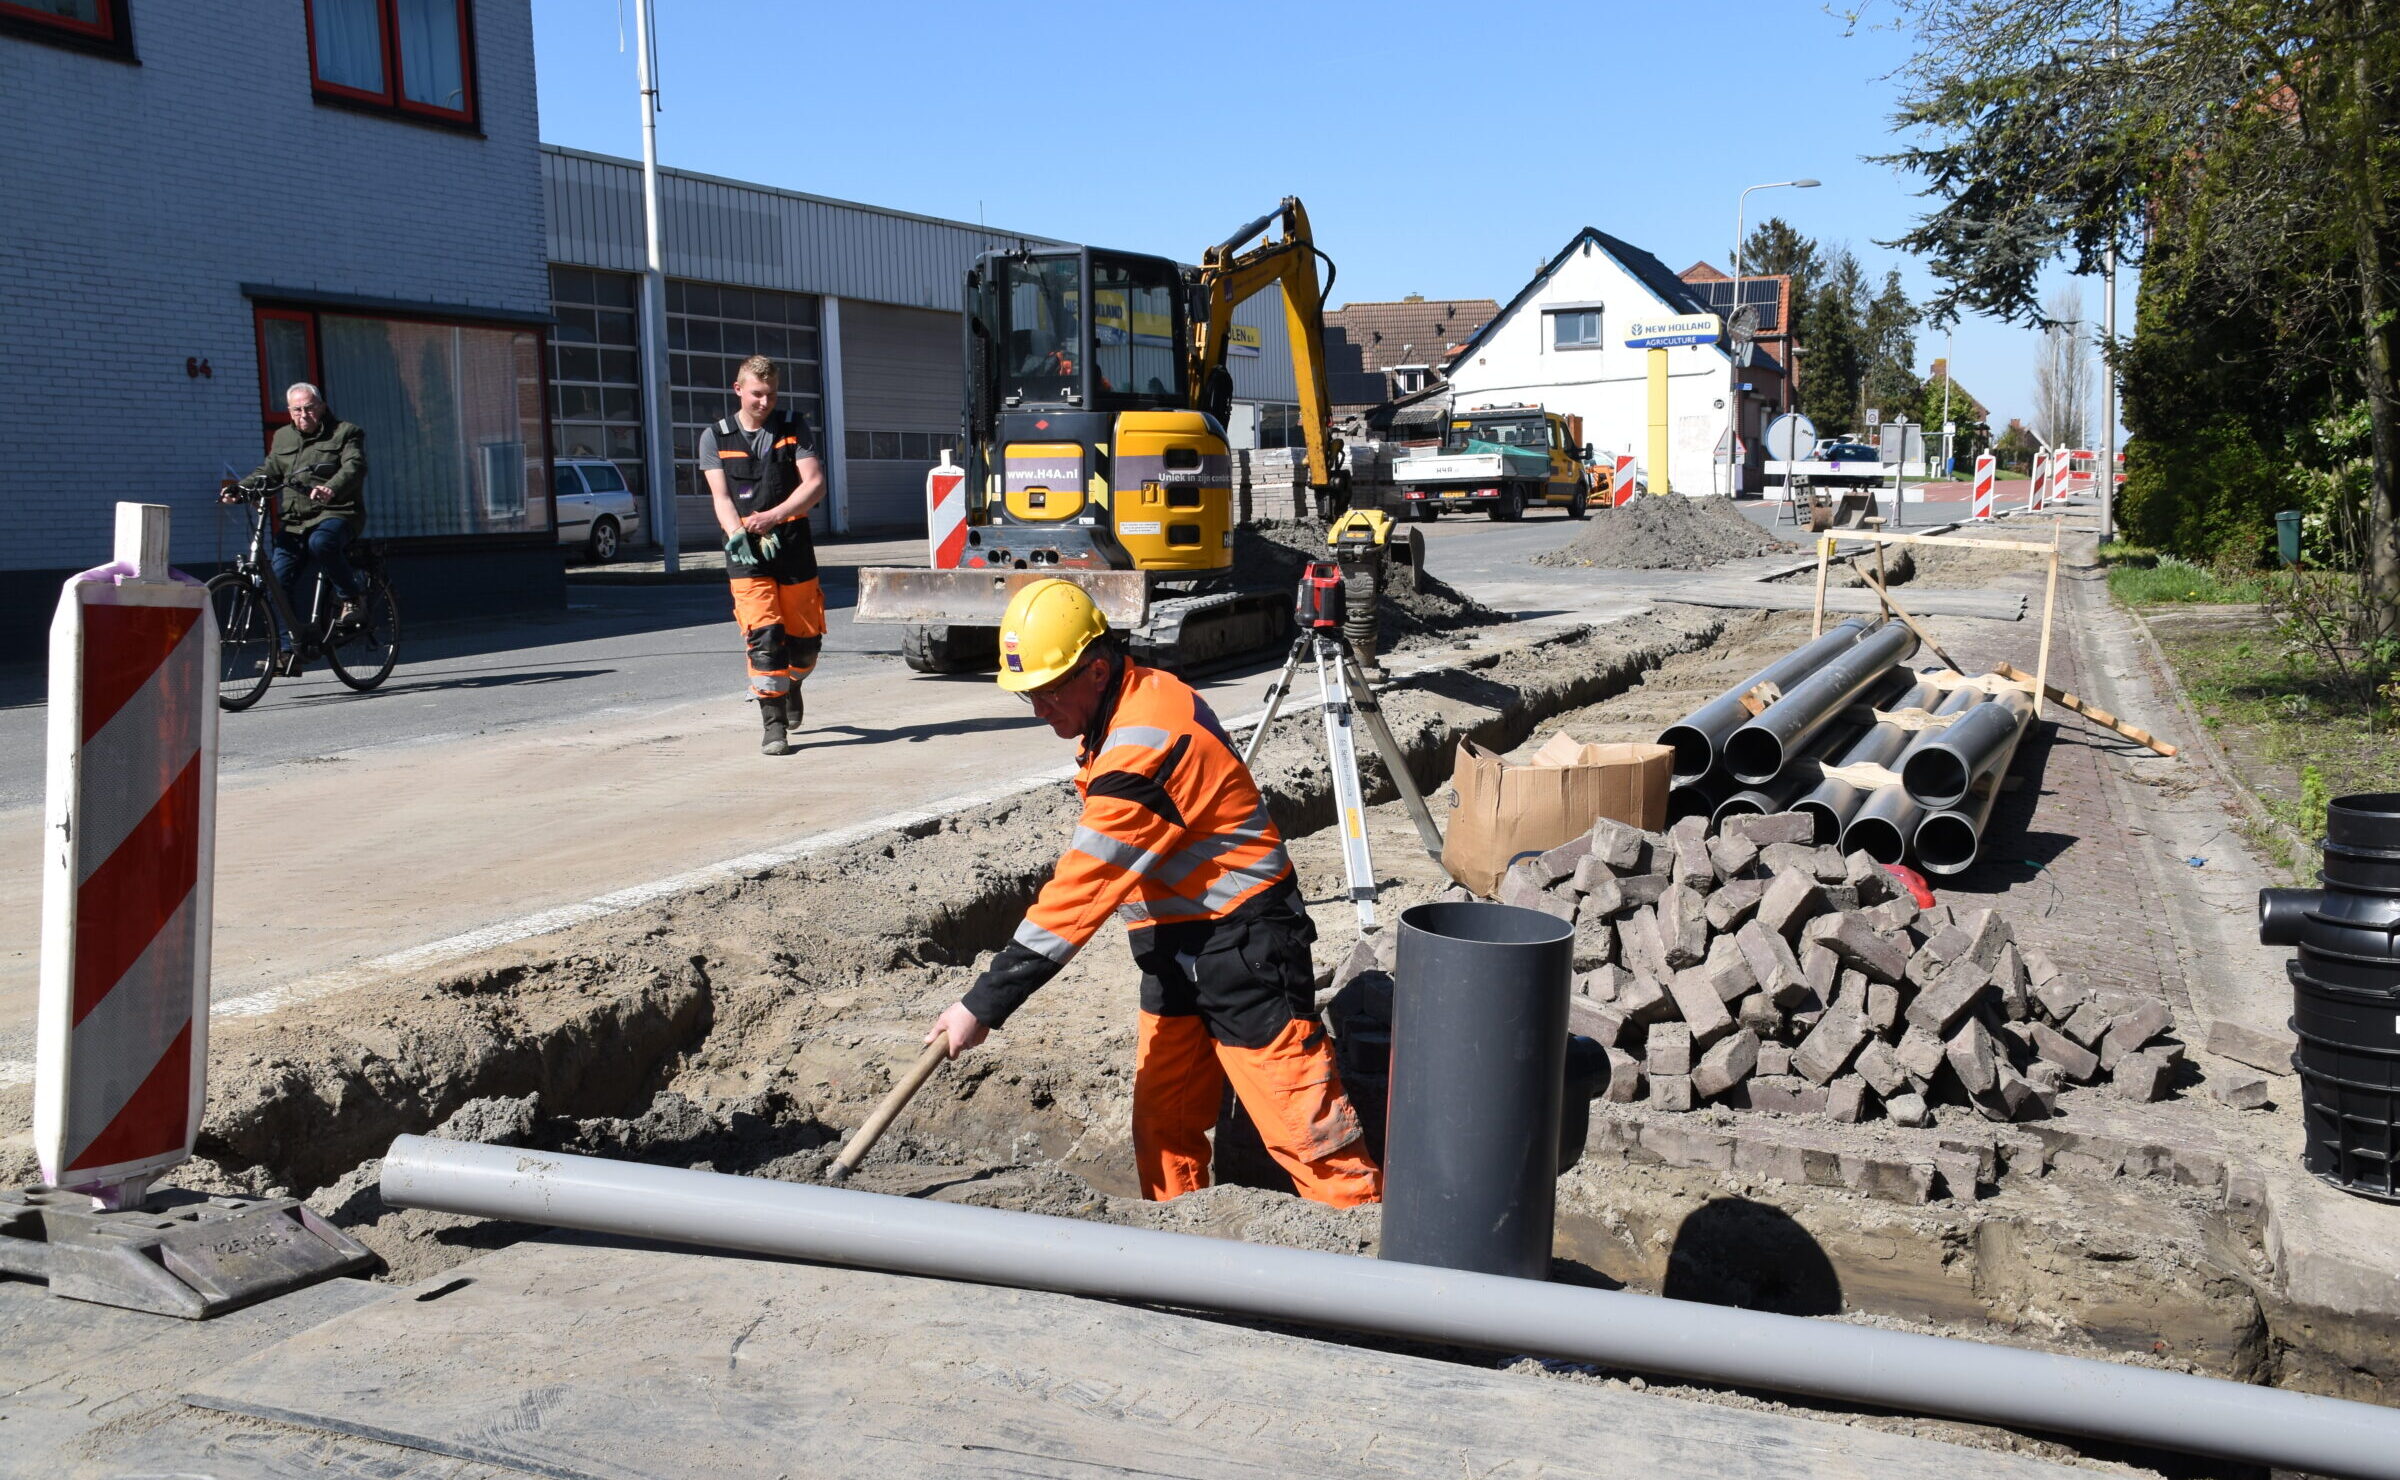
[1728,179,1819,497]
[634,0,677,571]
[2099,0,2121,545]
[1939,327,1954,478]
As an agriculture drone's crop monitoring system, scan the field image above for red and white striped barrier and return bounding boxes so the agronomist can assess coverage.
[926,450,968,570]
[35,504,217,1206]
[1972,454,1995,520]
[2028,451,2051,511]
[2059,448,2081,498]
[1612,454,1637,507]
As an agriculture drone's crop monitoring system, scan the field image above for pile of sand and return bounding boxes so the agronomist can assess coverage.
[1534,496,1794,572]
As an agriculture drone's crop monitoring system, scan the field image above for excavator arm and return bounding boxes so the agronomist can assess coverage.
[1190,197,1343,497]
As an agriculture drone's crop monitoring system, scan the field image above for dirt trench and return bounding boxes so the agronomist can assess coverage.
[15,601,1716,1280]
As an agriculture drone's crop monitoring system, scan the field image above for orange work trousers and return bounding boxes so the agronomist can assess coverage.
[1133,1011,1382,1208]
[730,575,824,699]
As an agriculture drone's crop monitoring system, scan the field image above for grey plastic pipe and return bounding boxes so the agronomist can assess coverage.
[1725,620,1921,785]
[1789,676,1941,845]
[1658,617,1870,784]
[1842,685,1986,863]
[383,1136,2400,1479]
[1913,691,2037,876]
[1902,687,2036,810]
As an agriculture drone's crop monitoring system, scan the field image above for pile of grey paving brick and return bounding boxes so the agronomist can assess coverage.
[1487,809,2183,1126]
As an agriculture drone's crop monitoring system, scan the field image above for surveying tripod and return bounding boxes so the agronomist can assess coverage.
[1241,563,1444,930]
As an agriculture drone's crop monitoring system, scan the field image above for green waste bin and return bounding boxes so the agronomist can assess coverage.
[2275,510,2303,566]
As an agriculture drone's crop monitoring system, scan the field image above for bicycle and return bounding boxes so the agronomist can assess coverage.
[208,470,401,711]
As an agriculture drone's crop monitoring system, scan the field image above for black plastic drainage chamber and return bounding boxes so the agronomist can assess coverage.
[2260,792,2400,1201]
[1380,900,1572,1280]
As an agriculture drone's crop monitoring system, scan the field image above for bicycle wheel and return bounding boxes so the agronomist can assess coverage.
[327,571,400,691]
[207,572,278,711]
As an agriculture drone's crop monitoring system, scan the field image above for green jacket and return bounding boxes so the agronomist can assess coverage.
[249,420,366,533]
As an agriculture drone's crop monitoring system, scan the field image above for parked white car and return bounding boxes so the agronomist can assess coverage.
[553,458,644,562]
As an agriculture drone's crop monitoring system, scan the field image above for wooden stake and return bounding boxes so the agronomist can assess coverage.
[1993,663,2179,757]
[1874,541,1890,619]
[2033,517,2062,721]
[1812,536,1830,637]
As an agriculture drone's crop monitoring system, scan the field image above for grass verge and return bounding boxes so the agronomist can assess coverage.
[2104,549,2269,605]
[2149,619,2400,849]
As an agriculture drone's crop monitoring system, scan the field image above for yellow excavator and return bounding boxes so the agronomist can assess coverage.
[854,198,1354,672]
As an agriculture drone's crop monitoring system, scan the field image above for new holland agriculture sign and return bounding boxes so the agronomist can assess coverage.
[1623,314,1721,349]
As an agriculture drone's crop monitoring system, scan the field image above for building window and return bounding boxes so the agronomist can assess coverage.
[845,430,948,465]
[0,0,133,56]
[306,0,476,126]
[1548,308,1603,350]
[548,266,646,496]
[252,304,549,539]
[666,279,823,500]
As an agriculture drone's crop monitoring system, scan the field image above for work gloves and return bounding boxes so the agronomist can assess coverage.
[724,526,782,564]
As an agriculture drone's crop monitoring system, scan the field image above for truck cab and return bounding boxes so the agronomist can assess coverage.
[1392,404,1592,521]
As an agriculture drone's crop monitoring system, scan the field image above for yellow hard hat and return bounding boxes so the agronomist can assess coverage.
[996,578,1108,692]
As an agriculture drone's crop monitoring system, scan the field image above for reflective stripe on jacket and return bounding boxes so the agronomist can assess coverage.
[961,662,1293,1028]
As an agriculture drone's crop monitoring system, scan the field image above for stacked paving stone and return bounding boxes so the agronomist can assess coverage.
[1482,810,2184,1126]
[1236,447,1318,522]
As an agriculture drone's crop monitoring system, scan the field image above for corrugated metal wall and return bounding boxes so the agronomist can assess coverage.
[545,147,1058,311]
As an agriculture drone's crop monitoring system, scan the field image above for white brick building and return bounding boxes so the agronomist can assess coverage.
[0,0,552,650]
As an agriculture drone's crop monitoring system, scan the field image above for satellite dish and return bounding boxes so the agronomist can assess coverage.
[1764,412,1816,462]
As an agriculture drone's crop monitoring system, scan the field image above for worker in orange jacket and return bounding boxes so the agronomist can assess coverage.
[926,580,1381,1208]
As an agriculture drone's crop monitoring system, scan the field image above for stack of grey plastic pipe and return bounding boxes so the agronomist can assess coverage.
[1656,618,2036,875]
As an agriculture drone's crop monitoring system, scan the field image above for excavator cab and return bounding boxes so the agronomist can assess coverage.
[959,247,1233,581]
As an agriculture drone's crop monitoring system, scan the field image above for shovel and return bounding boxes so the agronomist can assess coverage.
[824,1039,950,1183]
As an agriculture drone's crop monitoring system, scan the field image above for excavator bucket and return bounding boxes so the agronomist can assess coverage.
[852,567,1152,628]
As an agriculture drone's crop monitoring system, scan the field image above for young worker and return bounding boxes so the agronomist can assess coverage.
[700,355,827,756]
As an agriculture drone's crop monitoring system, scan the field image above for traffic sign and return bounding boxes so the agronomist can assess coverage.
[1763,412,1816,463]
[1623,314,1721,349]
[1865,408,1882,428]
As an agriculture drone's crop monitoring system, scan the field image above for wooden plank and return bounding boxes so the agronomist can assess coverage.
[2034,518,2062,721]
[1658,583,2027,620]
[1812,535,1830,637]
[1994,662,2180,757]
[185,1240,2086,1480]
[1827,530,2057,555]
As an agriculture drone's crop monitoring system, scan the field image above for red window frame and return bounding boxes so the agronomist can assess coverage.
[0,0,112,37]
[303,0,477,127]
[253,308,322,450]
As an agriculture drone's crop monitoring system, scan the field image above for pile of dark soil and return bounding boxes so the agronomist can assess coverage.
[1236,521,1507,646]
[1534,496,1794,572]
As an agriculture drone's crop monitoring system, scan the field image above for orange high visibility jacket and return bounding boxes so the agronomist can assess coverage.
[962,662,1293,1028]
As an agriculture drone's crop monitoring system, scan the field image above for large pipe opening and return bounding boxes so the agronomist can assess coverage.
[1660,724,1716,785]
[1843,812,1910,866]
[1914,811,1981,875]
[1723,728,1784,787]
[1902,748,1972,810]
[1791,798,1846,846]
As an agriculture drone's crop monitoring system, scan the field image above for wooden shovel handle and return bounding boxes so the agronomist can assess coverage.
[828,1039,950,1180]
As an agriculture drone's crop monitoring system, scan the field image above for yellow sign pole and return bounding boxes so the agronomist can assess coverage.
[1647,346,1671,495]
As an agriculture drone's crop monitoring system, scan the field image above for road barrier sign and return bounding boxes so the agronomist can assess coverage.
[1612,454,1638,507]
[2029,451,2050,511]
[1973,454,1995,520]
[926,451,968,570]
[35,504,217,1205]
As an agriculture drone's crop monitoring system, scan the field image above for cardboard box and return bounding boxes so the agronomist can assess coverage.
[1441,734,1672,897]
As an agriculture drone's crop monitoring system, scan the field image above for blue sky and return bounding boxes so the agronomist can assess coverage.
[530,0,2119,440]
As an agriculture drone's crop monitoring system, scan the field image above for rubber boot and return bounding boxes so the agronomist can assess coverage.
[787,686,804,731]
[758,696,791,756]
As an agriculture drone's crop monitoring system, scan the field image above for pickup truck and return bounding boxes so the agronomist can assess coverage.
[1392,405,1595,521]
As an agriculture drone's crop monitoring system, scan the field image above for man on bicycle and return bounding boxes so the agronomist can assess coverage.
[226,382,367,656]
[701,355,826,757]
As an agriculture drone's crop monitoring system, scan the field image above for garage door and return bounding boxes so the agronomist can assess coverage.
[839,302,961,534]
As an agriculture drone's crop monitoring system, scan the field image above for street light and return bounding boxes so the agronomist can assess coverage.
[1727,179,1819,495]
